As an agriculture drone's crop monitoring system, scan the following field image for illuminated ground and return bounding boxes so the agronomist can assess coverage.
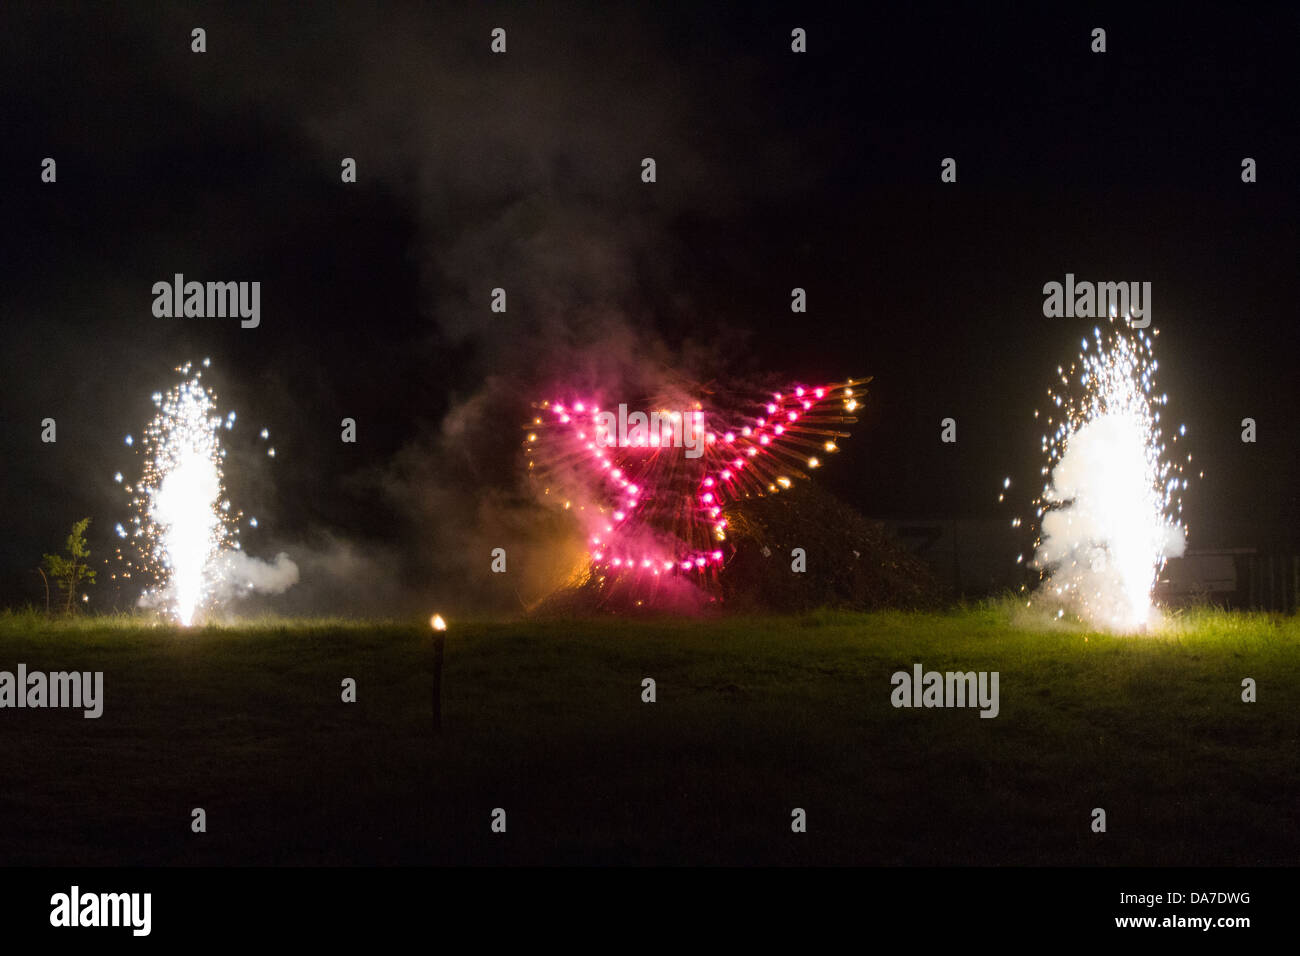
[0,604,1295,865]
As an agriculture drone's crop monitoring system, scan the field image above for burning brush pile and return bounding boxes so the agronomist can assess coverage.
[720,482,940,612]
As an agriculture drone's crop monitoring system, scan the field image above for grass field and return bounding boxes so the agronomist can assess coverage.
[0,604,1296,866]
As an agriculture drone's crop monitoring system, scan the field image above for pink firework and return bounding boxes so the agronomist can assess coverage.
[525,377,865,599]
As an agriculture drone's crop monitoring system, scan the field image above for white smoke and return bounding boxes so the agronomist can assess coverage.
[215,550,301,598]
[1035,412,1185,631]
[135,549,299,620]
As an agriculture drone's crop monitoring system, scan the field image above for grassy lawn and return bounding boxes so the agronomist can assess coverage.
[0,604,1295,865]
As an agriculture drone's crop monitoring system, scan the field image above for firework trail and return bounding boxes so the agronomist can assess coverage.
[525,375,864,603]
[1020,315,1193,631]
[115,360,297,625]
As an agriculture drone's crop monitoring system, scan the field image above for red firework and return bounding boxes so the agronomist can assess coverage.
[525,377,865,597]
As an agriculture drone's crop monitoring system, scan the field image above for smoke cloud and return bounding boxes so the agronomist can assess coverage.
[1035,412,1186,631]
[216,550,301,597]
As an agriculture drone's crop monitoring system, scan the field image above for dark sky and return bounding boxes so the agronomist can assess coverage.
[1,2,1297,612]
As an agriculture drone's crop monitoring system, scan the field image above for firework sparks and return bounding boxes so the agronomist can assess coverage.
[129,363,230,625]
[525,377,865,601]
[1022,315,1190,631]
[117,361,294,625]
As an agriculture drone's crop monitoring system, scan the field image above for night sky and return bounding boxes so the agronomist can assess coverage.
[2,3,1297,612]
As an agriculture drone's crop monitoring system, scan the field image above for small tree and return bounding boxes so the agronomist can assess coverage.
[42,517,97,615]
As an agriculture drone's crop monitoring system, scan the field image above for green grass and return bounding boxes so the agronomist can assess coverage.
[0,602,1296,865]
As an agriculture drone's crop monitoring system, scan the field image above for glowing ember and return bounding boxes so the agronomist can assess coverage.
[1024,315,1190,631]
